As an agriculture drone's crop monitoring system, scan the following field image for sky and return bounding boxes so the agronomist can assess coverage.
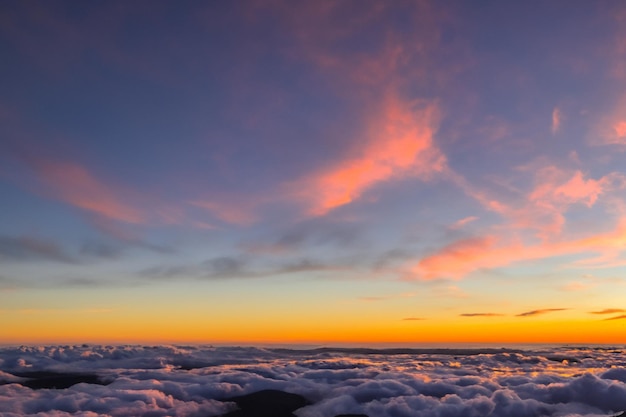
[1,0,626,345]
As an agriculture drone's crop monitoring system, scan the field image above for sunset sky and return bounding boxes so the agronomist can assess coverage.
[1,1,626,345]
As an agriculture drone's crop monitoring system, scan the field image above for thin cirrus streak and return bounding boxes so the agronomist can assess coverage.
[188,199,260,226]
[516,308,568,317]
[291,94,445,216]
[450,216,478,229]
[551,107,561,134]
[30,159,144,224]
[460,313,504,317]
[603,314,626,321]
[590,308,626,314]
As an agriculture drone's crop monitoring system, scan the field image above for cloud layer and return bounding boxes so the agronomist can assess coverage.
[0,345,625,417]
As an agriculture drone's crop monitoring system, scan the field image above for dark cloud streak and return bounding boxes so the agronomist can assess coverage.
[516,308,568,317]
[460,313,504,317]
[139,256,350,281]
[603,314,626,321]
[0,235,75,263]
[589,308,626,315]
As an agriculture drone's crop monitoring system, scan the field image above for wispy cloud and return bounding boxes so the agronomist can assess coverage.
[359,292,415,302]
[452,163,625,242]
[516,308,568,317]
[450,216,478,229]
[560,281,595,291]
[139,256,349,281]
[266,2,451,217]
[188,199,260,226]
[591,93,626,147]
[604,314,626,321]
[411,213,626,280]
[30,159,144,224]
[460,313,504,317]
[412,236,504,280]
[240,219,362,254]
[589,308,626,315]
[291,94,444,216]
[402,317,425,321]
[552,107,562,134]
[0,235,74,263]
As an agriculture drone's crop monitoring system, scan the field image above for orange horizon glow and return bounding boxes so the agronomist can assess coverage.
[3,310,626,346]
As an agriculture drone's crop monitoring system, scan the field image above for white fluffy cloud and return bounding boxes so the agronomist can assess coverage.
[0,345,624,416]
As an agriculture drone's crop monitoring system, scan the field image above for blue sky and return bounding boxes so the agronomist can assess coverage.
[1,1,626,343]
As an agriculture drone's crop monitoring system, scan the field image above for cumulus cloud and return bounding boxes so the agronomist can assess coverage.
[516,308,568,317]
[1,345,626,417]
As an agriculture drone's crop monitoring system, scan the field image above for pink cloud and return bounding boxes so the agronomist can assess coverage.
[455,165,622,240]
[614,121,626,140]
[552,107,561,134]
[411,217,626,280]
[32,159,144,224]
[450,216,478,229]
[520,167,612,239]
[188,199,259,226]
[291,93,444,216]
[413,236,535,280]
[590,92,626,146]
[531,168,605,208]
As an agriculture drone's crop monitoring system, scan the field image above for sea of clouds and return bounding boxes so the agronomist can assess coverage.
[0,344,625,417]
